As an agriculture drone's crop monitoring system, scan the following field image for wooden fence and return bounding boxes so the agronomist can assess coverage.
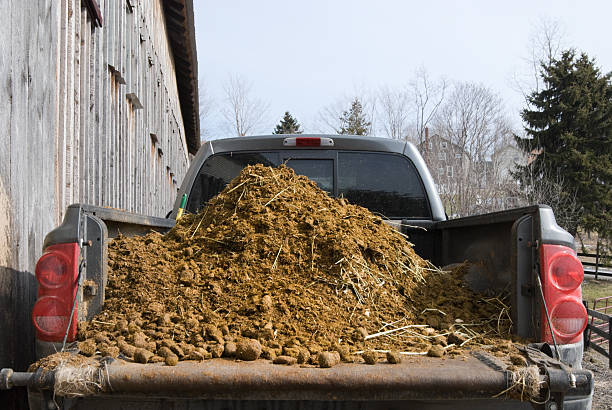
[583,299,611,369]
[578,251,612,279]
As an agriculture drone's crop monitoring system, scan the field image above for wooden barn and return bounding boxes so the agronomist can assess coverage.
[0,0,199,399]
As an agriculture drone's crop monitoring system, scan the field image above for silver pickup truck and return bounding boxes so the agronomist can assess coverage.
[1,135,594,409]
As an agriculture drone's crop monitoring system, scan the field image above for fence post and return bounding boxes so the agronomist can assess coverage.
[583,301,590,349]
[608,316,611,370]
[595,239,600,280]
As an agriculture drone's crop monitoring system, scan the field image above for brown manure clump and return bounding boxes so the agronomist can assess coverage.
[77,164,517,366]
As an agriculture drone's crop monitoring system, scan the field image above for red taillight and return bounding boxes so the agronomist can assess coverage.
[32,296,72,338]
[296,137,321,146]
[549,252,583,291]
[550,299,588,337]
[283,137,334,147]
[32,243,79,342]
[540,244,587,344]
[35,252,71,288]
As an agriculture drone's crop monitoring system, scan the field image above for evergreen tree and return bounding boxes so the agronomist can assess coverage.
[515,50,612,237]
[338,98,371,135]
[273,111,302,134]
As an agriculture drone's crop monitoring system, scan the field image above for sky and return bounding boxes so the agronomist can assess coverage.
[193,0,612,139]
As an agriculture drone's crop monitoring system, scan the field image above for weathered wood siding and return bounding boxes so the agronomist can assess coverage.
[0,0,60,381]
[57,0,190,220]
[0,0,195,394]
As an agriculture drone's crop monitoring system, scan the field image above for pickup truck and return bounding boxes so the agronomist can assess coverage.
[0,135,594,409]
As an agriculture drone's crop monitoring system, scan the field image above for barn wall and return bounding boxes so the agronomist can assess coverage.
[0,0,60,380]
[0,0,194,394]
[56,0,190,220]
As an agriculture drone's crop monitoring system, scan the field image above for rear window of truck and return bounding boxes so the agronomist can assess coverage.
[186,151,431,219]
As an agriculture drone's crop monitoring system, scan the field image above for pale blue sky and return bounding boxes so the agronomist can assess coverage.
[193,1,612,138]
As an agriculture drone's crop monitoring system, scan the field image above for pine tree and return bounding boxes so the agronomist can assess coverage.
[515,50,612,237]
[338,98,371,135]
[273,111,302,134]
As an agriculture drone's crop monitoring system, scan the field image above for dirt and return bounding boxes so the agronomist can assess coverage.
[317,351,340,368]
[361,351,378,364]
[76,164,520,367]
[583,349,612,409]
[386,351,402,364]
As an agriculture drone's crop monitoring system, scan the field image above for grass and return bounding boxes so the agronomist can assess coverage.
[582,278,612,307]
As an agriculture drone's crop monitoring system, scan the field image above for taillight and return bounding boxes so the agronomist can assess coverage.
[283,137,334,147]
[296,137,321,147]
[35,252,71,288]
[549,252,583,291]
[32,296,72,339]
[540,244,587,344]
[550,299,588,336]
[32,243,79,342]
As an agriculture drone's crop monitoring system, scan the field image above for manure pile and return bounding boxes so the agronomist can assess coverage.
[77,164,517,366]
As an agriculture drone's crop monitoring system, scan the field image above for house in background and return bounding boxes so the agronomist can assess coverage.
[418,128,527,216]
[418,128,470,195]
[491,143,527,181]
[0,1,199,402]
[489,142,527,210]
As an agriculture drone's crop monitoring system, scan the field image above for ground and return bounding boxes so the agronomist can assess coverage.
[583,278,612,306]
[583,349,612,409]
[581,276,611,409]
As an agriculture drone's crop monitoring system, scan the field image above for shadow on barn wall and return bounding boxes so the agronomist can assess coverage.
[0,266,37,410]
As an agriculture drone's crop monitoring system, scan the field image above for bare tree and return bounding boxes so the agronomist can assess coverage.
[511,18,567,105]
[377,86,411,140]
[411,67,447,145]
[435,83,510,161]
[221,74,269,136]
[514,163,582,233]
[317,91,376,135]
[317,98,348,134]
[430,82,515,217]
[375,69,445,142]
[198,78,215,140]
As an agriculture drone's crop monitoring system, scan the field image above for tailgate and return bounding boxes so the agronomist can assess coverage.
[7,354,593,409]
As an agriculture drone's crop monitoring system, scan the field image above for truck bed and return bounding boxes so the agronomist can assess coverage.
[10,204,592,409]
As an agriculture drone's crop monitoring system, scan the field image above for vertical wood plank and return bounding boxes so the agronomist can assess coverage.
[78,7,87,205]
[0,0,16,374]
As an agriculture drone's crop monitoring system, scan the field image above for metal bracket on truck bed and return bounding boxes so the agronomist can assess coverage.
[518,344,593,409]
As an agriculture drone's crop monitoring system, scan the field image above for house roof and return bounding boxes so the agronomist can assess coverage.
[163,0,200,155]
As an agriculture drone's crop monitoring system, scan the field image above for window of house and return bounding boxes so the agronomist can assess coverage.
[455,153,462,159]
[438,152,446,161]
[441,142,448,149]
[447,166,453,177]
[428,142,433,150]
